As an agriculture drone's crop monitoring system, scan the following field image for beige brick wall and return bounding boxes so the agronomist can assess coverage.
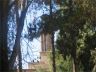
[28,52,52,72]
[28,33,52,72]
[41,33,52,52]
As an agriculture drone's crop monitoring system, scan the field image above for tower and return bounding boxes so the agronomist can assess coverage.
[28,33,52,71]
[41,33,52,52]
[39,33,52,71]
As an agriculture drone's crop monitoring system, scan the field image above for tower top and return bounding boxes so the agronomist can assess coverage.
[41,33,52,52]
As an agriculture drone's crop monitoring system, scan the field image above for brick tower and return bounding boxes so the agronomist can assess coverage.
[41,33,52,52]
[28,33,52,71]
[40,33,52,71]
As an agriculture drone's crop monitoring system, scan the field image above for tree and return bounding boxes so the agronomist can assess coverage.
[55,0,96,72]
[9,0,33,70]
[0,0,10,72]
[41,0,96,72]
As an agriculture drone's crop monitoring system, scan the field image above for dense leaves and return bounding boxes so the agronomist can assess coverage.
[40,0,96,72]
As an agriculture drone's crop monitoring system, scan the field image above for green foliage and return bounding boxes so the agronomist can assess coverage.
[55,51,73,72]
[55,0,96,71]
[40,0,96,72]
[91,49,96,72]
[77,22,95,56]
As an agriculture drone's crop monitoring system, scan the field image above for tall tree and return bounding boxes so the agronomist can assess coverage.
[56,0,96,72]
[0,0,9,72]
[49,0,56,72]
[9,0,33,70]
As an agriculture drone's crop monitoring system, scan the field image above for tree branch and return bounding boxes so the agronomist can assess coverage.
[9,0,33,69]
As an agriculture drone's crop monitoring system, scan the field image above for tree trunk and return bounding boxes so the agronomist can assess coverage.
[0,0,9,72]
[51,32,56,72]
[71,37,78,72]
[9,15,25,69]
[50,0,56,72]
[18,40,22,72]
[69,0,78,72]
[9,0,30,69]
[73,57,78,72]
